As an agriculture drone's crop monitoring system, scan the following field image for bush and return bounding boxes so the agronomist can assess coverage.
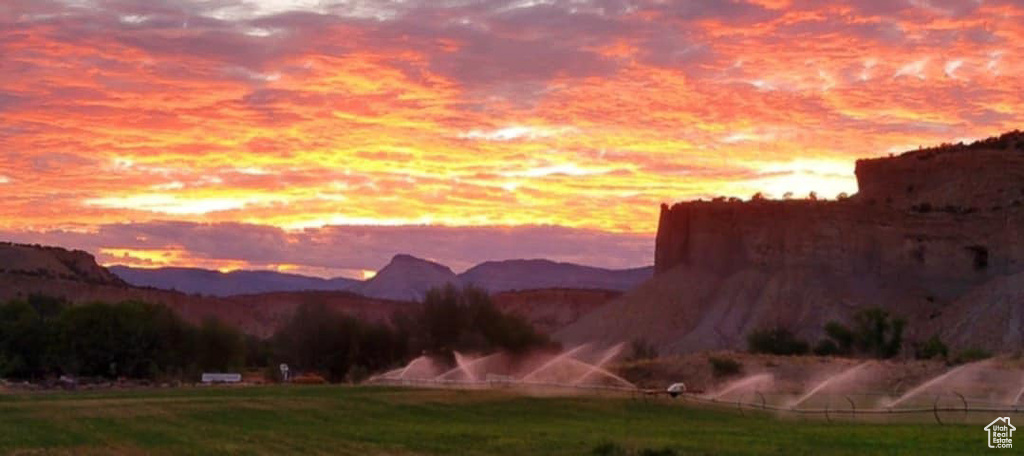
[627,338,659,361]
[812,339,841,356]
[952,348,992,365]
[592,443,628,456]
[822,321,854,356]
[913,335,948,361]
[591,443,677,456]
[851,308,905,359]
[746,326,809,355]
[638,449,677,456]
[819,308,905,359]
[708,356,742,378]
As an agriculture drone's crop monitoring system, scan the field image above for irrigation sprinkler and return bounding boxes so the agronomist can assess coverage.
[845,395,856,419]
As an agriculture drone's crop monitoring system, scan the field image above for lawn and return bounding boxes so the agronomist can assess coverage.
[0,385,981,455]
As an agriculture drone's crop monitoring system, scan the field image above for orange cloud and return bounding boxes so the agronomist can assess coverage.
[1,0,1023,272]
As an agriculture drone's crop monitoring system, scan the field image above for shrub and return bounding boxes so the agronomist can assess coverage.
[812,339,841,356]
[746,326,809,355]
[822,321,854,355]
[638,448,678,456]
[913,335,948,361]
[708,356,742,378]
[820,308,905,359]
[590,443,677,456]
[952,348,992,365]
[851,308,905,359]
[592,443,628,456]
[627,338,659,361]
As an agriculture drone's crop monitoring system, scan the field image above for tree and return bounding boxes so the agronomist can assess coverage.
[416,284,551,356]
[195,318,245,372]
[244,334,274,368]
[273,303,363,382]
[0,296,67,379]
[708,356,742,378]
[57,300,194,378]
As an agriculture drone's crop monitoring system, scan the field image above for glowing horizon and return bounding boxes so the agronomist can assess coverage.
[2,0,1023,275]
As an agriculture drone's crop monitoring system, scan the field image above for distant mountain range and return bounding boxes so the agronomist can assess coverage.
[0,243,621,337]
[107,266,361,297]
[109,255,654,300]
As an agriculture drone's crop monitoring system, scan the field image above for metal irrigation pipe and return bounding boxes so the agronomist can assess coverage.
[955,391,969,423]
[755,391,767,410]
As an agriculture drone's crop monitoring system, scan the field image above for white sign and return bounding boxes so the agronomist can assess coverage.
[201,373,242,383]
[985,417,1015,449]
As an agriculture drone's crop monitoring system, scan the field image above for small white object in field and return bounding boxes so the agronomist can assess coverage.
[201,373,241,383]
[667,382,686,398]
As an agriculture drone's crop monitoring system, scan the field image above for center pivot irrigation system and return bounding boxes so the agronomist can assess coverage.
[369,349,1024,424]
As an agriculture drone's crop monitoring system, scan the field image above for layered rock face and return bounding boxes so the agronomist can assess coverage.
[560,133,1024,352]
[656,133,1024,301]
[655,200,1024,302]
[855,132,1024,211]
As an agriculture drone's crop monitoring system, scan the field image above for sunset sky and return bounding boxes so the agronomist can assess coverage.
[2,0,1023,277]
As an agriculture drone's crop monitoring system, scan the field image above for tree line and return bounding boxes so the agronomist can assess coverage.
[0,285,552,383]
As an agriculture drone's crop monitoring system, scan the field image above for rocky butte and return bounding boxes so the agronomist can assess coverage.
[558,131,1024,353]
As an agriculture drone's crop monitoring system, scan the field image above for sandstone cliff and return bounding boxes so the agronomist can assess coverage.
[561,131,1024,353]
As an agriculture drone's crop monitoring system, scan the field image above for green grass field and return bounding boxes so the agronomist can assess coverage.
[0,385,981,455]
